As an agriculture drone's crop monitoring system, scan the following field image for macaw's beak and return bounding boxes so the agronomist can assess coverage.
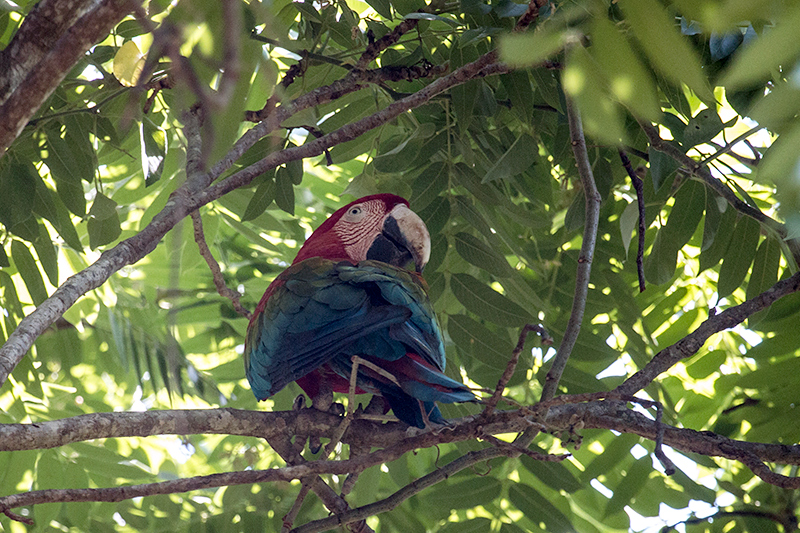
[367,204,431,272]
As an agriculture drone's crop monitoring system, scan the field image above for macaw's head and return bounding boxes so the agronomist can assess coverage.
[293,194,431,272]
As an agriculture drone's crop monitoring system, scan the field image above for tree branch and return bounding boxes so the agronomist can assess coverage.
[638,119,800,266]
[619,148,647,292]
[190,210,252,319]
[540,94,601,402]
[616,271,800,396]
[0,0,136,154]
[0,0,97,104]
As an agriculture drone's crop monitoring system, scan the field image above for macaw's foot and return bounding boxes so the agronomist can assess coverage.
[292,394,306,411]
[306,400,345,454]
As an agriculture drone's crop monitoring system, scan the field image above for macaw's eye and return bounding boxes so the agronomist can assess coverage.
[343,205,364,222]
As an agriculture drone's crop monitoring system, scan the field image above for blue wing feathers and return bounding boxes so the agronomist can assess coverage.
[244,257,475,427]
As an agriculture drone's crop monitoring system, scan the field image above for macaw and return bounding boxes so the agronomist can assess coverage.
[244,194,474,428]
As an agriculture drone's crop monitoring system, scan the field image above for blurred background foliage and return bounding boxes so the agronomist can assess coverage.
[1,0,800,531]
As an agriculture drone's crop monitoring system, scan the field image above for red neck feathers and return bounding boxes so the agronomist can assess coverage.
[293,194,409,264]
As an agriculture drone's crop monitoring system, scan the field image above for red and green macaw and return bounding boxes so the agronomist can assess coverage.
[244,194,474,428]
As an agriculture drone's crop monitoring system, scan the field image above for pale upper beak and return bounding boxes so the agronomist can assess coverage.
[367,204,431,272]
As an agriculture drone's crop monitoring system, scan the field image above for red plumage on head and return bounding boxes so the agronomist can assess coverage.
[293,193,409,264]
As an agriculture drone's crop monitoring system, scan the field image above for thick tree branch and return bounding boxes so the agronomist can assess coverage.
[0,0,137,155]
[3,399,800,479]
[616,271,800,396]
[0,0,96,103]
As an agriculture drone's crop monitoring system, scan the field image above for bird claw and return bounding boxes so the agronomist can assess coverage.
[308,436,323,454]
[292,395,306,411]
[328,402,346,417]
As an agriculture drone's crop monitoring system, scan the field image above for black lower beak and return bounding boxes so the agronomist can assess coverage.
[366,216,416,270]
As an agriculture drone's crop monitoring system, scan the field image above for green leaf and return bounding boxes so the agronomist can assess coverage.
[686,349,727,379]
[275,166,295,215]
[605,457,652,517]
[11,239,47,305]
[590,16,660,122]
[520,454,581,493]
[699,202,736,272]
[661,180,706,250]
[365,0,392,18]
[643,180,705,284]
[404,12,458,26]
[683,108,735,148]
[448,314,514,369]
[418,195,450,236]
[286,157,304,185]
[748,82,800,132]
[427,476,501,511]
[620,200,639,258]
[499,29,564,68]
[33,223,58,286]
[508,484,573,533]
[501,71,534,123]
[644,230,678,286]
[453,232,513,277]
[450,42,479,133]
[482,134,538,183]
[563,45,626,144]
[241,175,276,221]
[620,0,713,102]
[746,236,781,301]
[718,215,761,299]
[34,450,65,527]
[450,273,533,326]
[294,2,322,22]
[410,162,448,211]
[721,5,800,90]
[87,192,122,250]
[0,160,38,240]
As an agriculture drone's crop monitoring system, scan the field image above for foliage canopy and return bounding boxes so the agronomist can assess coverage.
[1,0,800,531]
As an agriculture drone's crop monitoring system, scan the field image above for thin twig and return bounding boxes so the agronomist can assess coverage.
[292,446,512,533]
[638,118,800,265]
[480,433,568,462]
[282,482,313,533]
[515,0,548,31]
[482,324,550,418]
[190,210,252,320]
[540,94,601,402]
[700,124,762,166]
[266,434,375,533]
[619,148,646,292]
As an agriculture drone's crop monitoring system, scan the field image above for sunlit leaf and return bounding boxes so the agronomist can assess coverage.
[717,215,761,299]
[621,0,713,102]
[112,40,145,87]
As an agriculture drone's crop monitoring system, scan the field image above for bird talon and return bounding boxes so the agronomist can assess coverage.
[328,402,346,416]
[308,436,323,454]
[292,395,306,411]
